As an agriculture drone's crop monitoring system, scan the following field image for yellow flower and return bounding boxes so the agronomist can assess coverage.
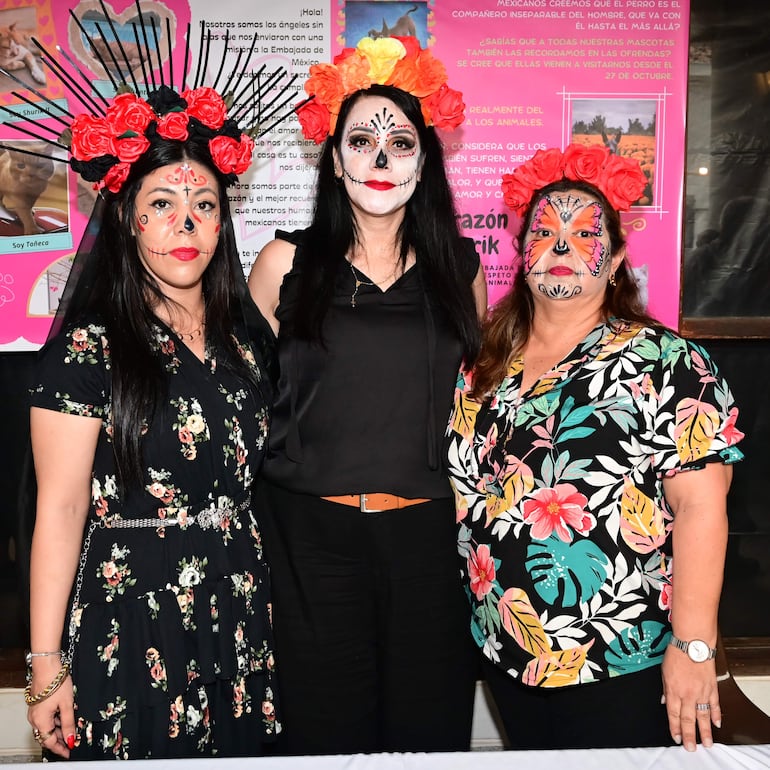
[357,37,406,83]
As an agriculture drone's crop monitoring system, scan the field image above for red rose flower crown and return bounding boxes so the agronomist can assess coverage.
[296,35,466,144]
[501,143,648,216]
[0,0,302,192]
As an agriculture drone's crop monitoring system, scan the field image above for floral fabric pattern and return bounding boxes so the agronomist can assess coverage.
[32,318,278,758]
[446,321,743,688]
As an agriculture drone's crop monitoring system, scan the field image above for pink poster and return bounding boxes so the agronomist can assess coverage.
[0,0,689,349]
[426,0,689,322]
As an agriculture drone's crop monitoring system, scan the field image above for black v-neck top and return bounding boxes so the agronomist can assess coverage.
[263,229,479,499]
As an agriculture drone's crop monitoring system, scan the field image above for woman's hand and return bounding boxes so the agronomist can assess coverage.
[661,644,720,751]
[27,657,76,758]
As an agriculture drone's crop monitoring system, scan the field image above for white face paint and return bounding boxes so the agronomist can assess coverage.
[334,95,422,219]
[522,188,617,303]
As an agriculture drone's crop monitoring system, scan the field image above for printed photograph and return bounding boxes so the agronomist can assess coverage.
[343,1,429,48]
[0,5,47,94]
[0,140,69,237]
[571,98,657,206]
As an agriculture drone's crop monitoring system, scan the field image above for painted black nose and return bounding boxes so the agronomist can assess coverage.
[375,150,388,169]
[183,216,195,232]
[553,239,570,255]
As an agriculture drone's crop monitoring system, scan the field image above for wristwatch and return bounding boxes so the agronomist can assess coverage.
[669,635,717,662]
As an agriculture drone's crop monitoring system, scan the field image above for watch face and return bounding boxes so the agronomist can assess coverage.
[688,639,710,662]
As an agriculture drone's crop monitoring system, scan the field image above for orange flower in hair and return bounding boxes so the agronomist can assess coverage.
[296,35,465,143]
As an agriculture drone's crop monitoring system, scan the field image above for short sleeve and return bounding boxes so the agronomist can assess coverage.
[30,322,110,418]
[649,332,744,477]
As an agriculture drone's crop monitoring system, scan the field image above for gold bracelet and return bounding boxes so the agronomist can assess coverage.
[23,663,70,706]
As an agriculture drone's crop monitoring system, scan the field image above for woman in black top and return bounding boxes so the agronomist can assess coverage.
[248,37,486,755]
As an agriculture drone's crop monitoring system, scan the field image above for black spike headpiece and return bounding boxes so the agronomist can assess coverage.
[0,0,307,191]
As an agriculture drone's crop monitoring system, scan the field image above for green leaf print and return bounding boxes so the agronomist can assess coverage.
[605,621,670,673]
[526,535,610,607]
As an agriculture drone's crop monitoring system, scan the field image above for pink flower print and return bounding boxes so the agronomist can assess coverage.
[262,700,275,717]
[721,407,744,446]
[148,482,174,504]
[150,661,166,683]
[659,581,673,613]
[71,328,88,352]
[102,561,122,586]
[178,426,193,444]
[468,544,497,600]
[95,495,109,518]
[522,484,594,542]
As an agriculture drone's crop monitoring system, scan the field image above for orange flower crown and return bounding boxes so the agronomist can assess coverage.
[501,144,648,216]
[296,36,466,143]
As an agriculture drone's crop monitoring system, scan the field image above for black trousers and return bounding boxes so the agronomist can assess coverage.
[483,657,675,749]
[257,480,478,755]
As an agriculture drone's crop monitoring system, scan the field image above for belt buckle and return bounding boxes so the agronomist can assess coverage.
[359,494,382,513]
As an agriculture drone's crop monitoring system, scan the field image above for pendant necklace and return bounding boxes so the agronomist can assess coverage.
[348,262,375,308]
[172,321,205,341]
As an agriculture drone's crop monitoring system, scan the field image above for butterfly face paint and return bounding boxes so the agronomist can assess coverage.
[132,160,221,295]
[334,95,422,218]
[522,190,612,300]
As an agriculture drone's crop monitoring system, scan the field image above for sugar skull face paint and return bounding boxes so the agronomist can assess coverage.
[334,95,422,218]
[132,160,221,294]
[522,190,613,300]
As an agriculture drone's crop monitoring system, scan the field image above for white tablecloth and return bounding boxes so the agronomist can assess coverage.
[11,744,770,768]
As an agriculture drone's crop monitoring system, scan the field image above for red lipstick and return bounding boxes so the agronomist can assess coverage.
[549,266,573,276]
[364,180,395,190]
[170,248,199,261]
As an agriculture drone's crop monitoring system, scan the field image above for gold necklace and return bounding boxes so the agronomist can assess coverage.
[348,262,375,308]
[172,321,205,341]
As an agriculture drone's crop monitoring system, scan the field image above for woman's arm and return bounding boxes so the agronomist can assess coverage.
[28,407,101,758]
[247,238,297,336]
[661,461,732,752]
[471,265,488,319]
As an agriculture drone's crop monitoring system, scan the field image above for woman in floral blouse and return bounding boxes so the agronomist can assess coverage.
[446,145,744,753]
[22,14,285,760]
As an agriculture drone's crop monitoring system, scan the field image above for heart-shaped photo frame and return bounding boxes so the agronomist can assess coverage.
[67,0,177,86]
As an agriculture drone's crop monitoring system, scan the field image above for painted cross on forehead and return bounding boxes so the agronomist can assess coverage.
[524,192,607,276]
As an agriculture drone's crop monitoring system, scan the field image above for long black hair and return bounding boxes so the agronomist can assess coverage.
[68,138,262,491]
[291,84,480,363]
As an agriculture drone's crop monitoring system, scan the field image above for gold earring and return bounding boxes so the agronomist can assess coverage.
[609,272,617,287]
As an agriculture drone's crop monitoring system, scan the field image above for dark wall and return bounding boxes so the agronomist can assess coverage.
[0,338,767,647]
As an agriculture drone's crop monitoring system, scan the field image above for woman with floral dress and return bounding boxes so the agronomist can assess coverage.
[20,13,291,760]
[446,144,744,753]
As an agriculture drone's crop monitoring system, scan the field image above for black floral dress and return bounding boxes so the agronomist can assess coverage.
[30,318,279,759]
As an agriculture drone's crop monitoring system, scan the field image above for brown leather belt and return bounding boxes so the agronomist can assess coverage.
[321,493,431,512]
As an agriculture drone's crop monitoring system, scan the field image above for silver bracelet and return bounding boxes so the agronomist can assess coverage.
[25,650,62,665]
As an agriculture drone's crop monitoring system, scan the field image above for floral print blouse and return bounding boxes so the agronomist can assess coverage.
[445,320,744,688]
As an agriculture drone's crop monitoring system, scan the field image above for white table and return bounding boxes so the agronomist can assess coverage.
[10,744,770,769]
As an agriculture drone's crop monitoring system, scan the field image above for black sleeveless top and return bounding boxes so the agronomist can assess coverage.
[263,229,479,499]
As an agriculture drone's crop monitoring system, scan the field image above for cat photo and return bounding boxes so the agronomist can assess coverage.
[0,11,45,90]
[0,142,60,235]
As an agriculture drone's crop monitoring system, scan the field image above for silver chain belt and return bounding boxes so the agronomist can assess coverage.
[64,492,251,664]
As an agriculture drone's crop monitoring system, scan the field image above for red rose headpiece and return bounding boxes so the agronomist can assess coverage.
[0,1,300,192]
[296,36,465,144]
[501,144,648,216]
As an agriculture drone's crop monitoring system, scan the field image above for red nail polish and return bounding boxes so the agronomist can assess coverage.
[66,734,76,750]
